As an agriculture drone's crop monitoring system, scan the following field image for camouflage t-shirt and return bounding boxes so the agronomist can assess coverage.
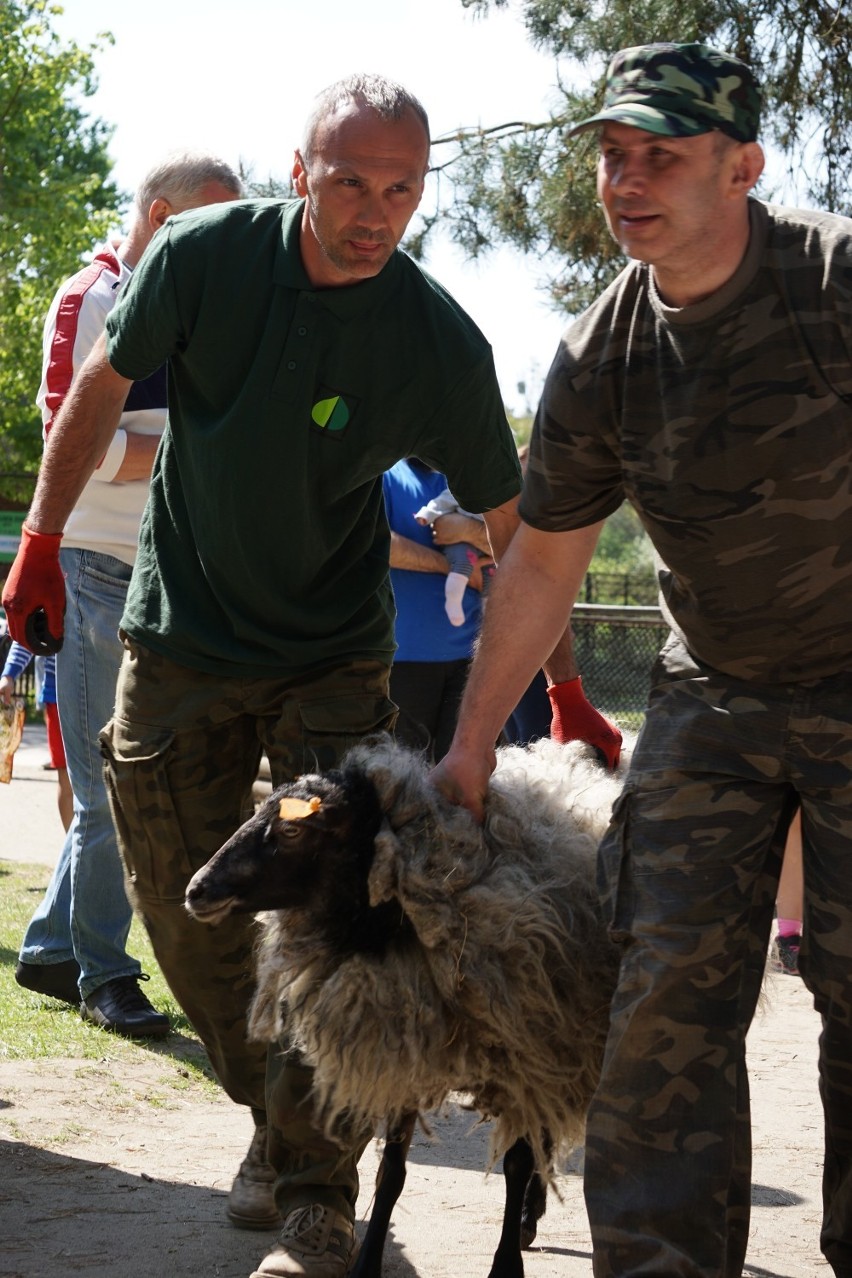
[521,200,852,683]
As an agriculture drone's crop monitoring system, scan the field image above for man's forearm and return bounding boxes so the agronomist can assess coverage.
[481,497,521,561]
[453,519,604,749]
[389,531,448,574]
[542,630,581,685]
[431,518,605,818]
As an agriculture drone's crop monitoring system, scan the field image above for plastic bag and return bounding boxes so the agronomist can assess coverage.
[0,697,26,783]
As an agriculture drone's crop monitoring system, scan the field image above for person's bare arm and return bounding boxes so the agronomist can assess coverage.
[28,334,133,533]
[109,431,162,483]
[432,511,492,555]
[431,518,604,818]
[481,496,521,561]
[389,531,449,574]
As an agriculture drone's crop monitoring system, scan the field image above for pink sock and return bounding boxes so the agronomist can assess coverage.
[777,918,801,937]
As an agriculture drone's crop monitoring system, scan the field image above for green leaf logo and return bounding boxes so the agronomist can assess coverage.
[311,396,350,432]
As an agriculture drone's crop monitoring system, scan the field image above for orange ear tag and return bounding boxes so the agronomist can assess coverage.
[278,796,322,821]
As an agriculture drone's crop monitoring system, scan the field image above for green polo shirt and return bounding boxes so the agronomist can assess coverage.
[105,199,520,677]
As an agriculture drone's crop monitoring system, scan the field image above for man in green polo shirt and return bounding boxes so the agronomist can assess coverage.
[4,73,624,1278]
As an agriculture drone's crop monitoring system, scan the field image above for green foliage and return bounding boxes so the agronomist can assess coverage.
[239,159,295,200]
[438,0,852,312]
[507,410,534,446]
[0,2,124,502]
[591,503,654,577]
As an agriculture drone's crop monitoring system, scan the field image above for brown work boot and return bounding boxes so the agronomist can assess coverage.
[228,1124,279,1230]
[250,1204,358,1277]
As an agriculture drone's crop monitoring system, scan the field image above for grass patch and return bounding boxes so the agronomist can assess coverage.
[0,858,219,1097]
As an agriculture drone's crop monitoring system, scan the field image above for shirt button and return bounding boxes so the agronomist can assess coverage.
[297,326,307,336]
[287,361,297,370]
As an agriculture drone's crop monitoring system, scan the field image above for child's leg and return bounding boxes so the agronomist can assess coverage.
[442,543,475,627]
[444,571,469,626]
[772,809,803,974]
[777,809,803,931]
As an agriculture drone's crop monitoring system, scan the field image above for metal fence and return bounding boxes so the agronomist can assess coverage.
[581,572,658,606]
[573,603,669,732]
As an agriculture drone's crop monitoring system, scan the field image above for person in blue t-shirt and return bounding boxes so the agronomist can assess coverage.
[383,458,492,761]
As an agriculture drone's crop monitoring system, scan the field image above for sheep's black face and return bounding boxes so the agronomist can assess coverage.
[185,769,382,925]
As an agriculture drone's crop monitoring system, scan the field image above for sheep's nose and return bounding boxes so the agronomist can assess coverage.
[185,871,206,904]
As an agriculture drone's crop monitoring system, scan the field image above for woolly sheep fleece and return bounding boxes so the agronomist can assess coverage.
[249,736,625,1172]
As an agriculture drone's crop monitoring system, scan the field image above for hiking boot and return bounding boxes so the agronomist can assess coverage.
[771,933,801,976]
[81,974,170,1038]
[228,1124,279,1230]
[250,1204,358,1277]
[15,958,81,1007]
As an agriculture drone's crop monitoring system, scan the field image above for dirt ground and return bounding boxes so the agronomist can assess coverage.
[0,970,829,1278]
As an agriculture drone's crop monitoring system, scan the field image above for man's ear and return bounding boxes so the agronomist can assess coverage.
[729,141,765,197]
[148,197,173,230]
[292,150,308,197]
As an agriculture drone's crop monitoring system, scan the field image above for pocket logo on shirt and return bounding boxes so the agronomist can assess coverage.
[310,388,357,438]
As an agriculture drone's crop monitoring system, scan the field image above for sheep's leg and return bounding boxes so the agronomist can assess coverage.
[520,1130,551,1248]
[349,1112,416,1278]
[487,1136,535,1278]
[520,1170,547,1249]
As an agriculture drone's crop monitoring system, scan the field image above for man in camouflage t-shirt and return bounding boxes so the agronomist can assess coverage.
[434,42,852,1278]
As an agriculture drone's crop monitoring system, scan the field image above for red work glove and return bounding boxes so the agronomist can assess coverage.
[548,676,622,769]
[1,525,65,655]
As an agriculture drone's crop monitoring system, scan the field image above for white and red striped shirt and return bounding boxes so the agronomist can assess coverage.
[38,241,167,564]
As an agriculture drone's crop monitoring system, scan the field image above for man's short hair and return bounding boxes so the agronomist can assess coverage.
[301,73,430,166]
[134,151,242,216]
[569,42,761,143]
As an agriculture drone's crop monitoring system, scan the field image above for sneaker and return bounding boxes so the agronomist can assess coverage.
[228,1124,279,1230]
[81,974,170,1038]
[771,932,801,975]
[250,1204,358,1277]
[15,958,81,1007]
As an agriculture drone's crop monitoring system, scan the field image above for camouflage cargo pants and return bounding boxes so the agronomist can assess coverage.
[585,635,852,1278]
[99,636,396,1219]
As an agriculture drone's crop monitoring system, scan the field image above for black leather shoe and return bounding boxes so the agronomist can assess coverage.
[81,974,170,1039]
[15,958,81,1006]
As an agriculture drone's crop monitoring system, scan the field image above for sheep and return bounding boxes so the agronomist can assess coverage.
[185,734,626,1278]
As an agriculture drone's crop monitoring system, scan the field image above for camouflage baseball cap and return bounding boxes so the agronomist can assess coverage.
[568,42,761,143]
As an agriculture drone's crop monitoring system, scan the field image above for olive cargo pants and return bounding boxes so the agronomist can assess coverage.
[100,636,396,1218]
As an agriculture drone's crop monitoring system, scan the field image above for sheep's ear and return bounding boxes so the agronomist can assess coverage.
[368,818,402,907]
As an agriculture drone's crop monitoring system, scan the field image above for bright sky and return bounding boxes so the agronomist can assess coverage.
[53,0,574,415]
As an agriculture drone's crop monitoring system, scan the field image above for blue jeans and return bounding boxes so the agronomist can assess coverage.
[19,548,139,997]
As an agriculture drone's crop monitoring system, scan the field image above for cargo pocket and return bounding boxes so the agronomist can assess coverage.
[99,717,190,905]
[296,691,398,774]
[597,788,635,942]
